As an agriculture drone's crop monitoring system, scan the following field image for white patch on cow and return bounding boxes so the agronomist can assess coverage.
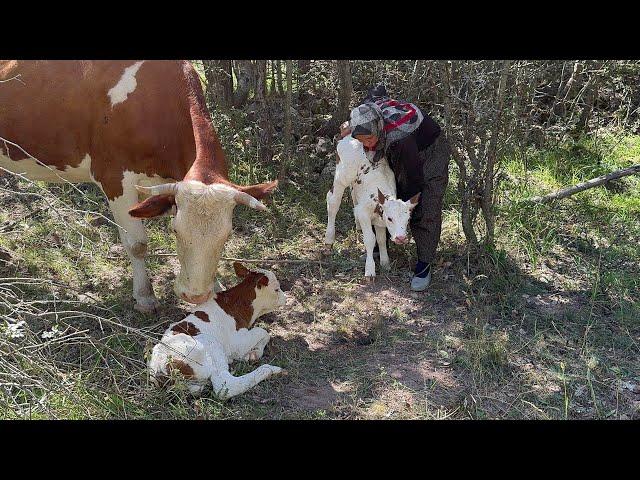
[148,268,286,399]
[0,152,93,183]
[107,61,145,107]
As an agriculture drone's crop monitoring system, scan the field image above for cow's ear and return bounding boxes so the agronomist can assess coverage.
[240,180,279,200]
[233,262,251,279]
[256,275,269,288]
[128,194,176,218]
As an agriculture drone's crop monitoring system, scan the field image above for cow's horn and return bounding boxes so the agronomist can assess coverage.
[135,183,178,196]
[233,191,267,211]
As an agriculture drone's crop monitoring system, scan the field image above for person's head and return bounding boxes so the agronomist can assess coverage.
[349,103,384,151]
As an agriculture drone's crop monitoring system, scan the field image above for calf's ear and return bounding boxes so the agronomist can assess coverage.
[233,262,251,278]
[408,192,421,207]
[257,275,269,288]
[377,188,386,205]
[129,194,176,218]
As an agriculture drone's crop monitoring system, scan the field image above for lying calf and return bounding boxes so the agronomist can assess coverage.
[148,262,287,399]
[324,135,420,278]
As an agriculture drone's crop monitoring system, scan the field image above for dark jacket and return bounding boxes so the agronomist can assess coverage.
[387,112,441,198]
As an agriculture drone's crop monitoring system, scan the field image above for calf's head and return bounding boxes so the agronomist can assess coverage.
[232,262,287,322]
[376,188,420,245]
[129,180,277,304]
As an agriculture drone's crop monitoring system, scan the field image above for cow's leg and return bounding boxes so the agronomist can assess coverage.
[356,208,376,279]
[108,188,158,313]
[375,224,390,271]
[324,178,348,247]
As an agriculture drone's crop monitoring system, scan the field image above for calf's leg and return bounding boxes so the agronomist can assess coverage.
[375,224,390,271]
[324,179,348,246]
[211,364,283,400]
[232,327,271,362]
[356,208,376,279]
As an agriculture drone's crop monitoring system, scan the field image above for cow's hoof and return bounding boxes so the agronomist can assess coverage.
[380,261,391,272]
[134,297,159,314]
[364,275,376,283]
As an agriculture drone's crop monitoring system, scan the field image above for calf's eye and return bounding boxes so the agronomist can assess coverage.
[388,217,393,222]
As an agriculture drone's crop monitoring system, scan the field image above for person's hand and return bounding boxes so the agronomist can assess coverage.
[339,122,351,138]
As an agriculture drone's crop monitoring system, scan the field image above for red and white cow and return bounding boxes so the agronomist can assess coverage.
[0,60,277,311]
[148,262,287,399]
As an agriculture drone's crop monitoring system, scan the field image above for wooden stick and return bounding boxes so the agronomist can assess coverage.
[149,251,322,265]
[524,164,640,204]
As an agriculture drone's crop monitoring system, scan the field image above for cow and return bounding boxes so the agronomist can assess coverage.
[148,262,287,399]
[0,60,277,312]
[324,135,420,279]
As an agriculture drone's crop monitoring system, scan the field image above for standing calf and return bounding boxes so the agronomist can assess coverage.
[148,263,286,399]
[324,136,420,279]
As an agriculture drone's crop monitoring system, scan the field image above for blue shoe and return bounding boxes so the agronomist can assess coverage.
[411,261,431,291]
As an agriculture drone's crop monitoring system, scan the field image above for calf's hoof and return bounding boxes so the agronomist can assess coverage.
[320,244,333,257]
[244,350,261,362]
[134,296,159,314]
[364,275,376,284]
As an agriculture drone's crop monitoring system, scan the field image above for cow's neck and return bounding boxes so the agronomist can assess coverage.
[181,62,230,186]
[215,284,256,331]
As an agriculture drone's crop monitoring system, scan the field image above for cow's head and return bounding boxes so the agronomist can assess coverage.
[129,180,277,304]
[376,188,420,245]
[232,262,287,322]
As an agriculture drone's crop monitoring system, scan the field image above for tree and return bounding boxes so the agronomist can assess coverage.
[202,60,232,109]
[317,60,352,136]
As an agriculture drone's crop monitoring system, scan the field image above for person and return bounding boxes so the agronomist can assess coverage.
[339,84,451,291]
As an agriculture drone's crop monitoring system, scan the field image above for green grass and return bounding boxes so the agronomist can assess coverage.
[1,124,638,420]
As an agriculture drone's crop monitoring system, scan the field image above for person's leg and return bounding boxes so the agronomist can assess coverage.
[409,134,451,291]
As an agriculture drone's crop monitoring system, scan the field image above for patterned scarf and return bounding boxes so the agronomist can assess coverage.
[349,96,424,164]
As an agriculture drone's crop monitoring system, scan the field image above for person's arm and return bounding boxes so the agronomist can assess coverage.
[395,136,425,198]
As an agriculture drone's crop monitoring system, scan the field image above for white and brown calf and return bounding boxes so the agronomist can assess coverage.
[324,136,420,279]
[148,262,287,399]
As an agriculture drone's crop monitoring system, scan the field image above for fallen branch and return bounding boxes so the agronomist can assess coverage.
[523,164,640,204]
[149,251,321,265]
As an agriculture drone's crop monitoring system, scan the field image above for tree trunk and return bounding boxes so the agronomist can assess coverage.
[255,60,267,102]
[481,60,511,247]
[233,60,254,108]
[254,60,272,163]
[275,60,283,96]
[203,60,233,109]
[278,60,293,183]
[316,60,352,136]
[297,60,311,108]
